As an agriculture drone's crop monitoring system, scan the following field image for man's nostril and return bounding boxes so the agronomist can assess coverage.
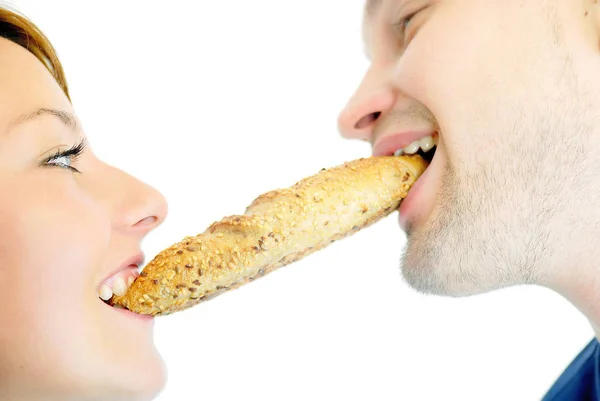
[354,111,381,130]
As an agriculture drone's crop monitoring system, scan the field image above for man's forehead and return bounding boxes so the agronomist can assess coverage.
[363,0,389,35]
[363,0,385,60]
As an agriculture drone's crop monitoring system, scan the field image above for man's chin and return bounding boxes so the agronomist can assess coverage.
[400,230,506,297]
[400,256,486,297]
[400,261,516,298]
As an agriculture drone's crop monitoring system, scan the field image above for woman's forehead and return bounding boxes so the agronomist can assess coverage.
[0,38,71,135]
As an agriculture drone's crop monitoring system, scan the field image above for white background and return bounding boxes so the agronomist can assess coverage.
[4,1,594,400]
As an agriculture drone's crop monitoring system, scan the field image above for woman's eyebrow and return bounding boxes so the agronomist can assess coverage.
[6,107,79,134]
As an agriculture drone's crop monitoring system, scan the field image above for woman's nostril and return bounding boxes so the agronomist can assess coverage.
[354,111,381,130]
[133,216,158,228]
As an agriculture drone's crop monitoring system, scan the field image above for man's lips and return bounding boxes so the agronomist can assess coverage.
[395,134,445,232]
[398,165,433,231]
[370,130,443,232]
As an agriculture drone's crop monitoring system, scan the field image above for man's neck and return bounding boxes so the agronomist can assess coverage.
[547,265,600,340]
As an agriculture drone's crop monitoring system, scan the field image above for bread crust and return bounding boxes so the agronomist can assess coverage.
[109,155,428,315]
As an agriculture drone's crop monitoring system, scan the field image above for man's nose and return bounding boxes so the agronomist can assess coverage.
[337,67,395,142]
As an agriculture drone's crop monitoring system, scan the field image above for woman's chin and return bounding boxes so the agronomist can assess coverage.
[88,308,168,398]
[118,348,168,401]
[87,345,168,401]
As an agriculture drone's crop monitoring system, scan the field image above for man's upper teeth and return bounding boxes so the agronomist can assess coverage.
[393,134,437,156]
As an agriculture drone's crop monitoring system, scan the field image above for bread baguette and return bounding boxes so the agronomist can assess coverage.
[109,155,428,315]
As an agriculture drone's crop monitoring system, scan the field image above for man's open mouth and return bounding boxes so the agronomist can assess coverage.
[391,132,437,164]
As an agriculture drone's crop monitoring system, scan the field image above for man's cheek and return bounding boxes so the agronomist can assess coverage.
[399,5,508,105]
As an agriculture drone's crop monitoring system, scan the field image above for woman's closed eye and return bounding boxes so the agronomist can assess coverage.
[43,138,87,173]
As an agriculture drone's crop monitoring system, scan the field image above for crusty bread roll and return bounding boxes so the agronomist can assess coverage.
[109,155,428,315]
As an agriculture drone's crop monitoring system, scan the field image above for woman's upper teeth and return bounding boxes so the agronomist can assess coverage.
[393,134,438,156]
[98,270,139,301]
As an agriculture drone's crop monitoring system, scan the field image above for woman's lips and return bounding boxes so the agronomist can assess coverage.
[114,306,154,322]
[97,253,145,300]
[97,268,140,300]
[102,300,154,322]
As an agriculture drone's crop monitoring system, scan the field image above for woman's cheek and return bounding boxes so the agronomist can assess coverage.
[0,178,109,309]
[0,180,110,376]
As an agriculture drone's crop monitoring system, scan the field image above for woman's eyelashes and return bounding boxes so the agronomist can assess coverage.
[43,139,87,173]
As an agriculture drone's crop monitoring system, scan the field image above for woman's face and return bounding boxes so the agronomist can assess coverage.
[0,38,169,400]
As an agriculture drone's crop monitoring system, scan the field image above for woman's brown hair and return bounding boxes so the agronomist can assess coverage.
[0,5,70,101]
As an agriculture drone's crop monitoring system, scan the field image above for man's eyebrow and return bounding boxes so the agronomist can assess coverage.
[8,108,79,133]
[363,0,383,61]
[365,0,382,16]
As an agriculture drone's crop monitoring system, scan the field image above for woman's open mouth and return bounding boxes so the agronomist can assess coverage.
[97,267,140,302]
[96,264,153,320]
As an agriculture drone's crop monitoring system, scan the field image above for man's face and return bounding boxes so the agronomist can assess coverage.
[338,0,600,296]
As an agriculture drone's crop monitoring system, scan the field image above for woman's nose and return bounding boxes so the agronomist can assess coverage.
[123,179,168,234]
[337,67,395,142]
[106,167,169,235]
